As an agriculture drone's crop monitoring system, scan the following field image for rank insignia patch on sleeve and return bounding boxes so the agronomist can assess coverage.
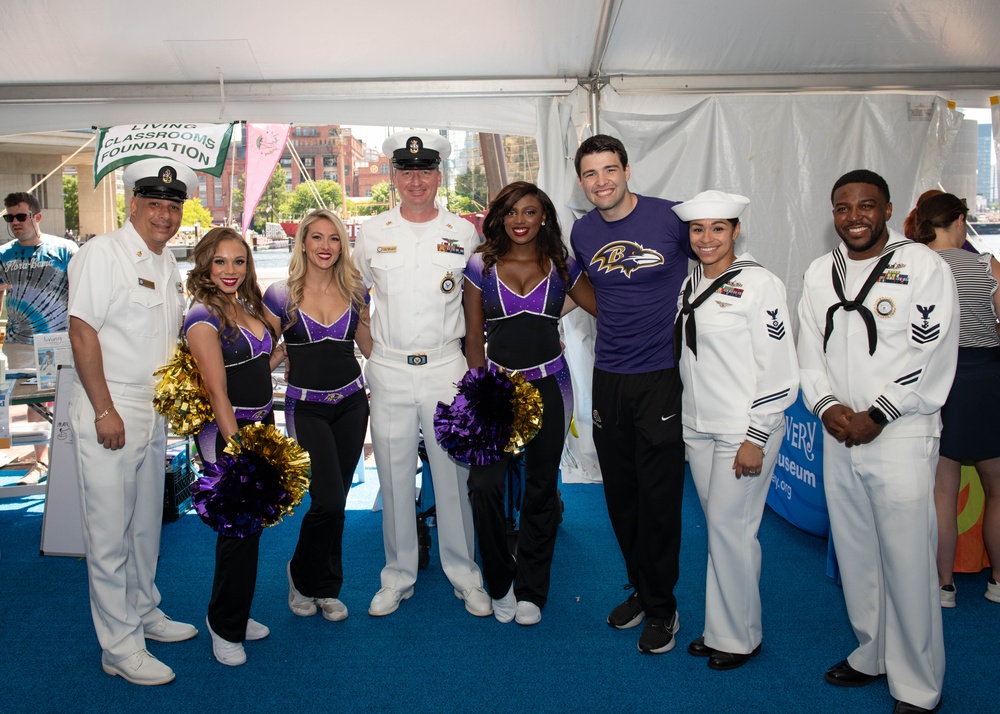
[766,308,785,340]
[911,304,940,344]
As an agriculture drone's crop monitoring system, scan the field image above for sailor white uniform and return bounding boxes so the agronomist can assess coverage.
[677,254,798,656]
[68,221,185,661]
[798,231,957,710]
[354,205,485,596]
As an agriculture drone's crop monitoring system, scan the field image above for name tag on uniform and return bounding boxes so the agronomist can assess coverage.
[377,246,397,253]
[138,278,156,289]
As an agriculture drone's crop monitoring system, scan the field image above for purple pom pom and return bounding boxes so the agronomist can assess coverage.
[433,366,517,466]
[191,449,294,538]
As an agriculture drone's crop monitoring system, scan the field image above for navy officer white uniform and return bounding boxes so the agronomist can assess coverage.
[68,159,198,686]
[354,131,490,617]
[797,170,956,714]
[673,191,798,670]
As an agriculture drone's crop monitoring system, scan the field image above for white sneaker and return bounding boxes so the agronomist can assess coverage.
[940,584,956,608]
[102,649,175,686]
[287,561,317,617]
[492,584,516,624]
[454,586,492,617]
[245,618,270,641]
[515,600,542,626]
[317,598,348,622]
[369,586,413,616]
[206,617,246,667]
[986,578,1000,603]
[144,615,198,643]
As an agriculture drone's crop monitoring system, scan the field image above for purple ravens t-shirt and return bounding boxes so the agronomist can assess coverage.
[571,194,693,374]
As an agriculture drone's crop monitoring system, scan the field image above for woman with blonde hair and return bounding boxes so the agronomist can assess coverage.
[264,209,371,623]
[185,227,284,666]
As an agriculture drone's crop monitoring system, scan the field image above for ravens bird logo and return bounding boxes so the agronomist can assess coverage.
[590,241,664,278]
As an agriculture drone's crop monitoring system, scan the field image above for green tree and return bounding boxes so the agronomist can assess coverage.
[353,182,393,217]
[283,179,343,217]
[62,175,79,232]
[233,168,288,232]
[454,165,488,208]
[370,181,392,206]
[183,197,214,230]
[116,195,126,229]
[439,187,476,215]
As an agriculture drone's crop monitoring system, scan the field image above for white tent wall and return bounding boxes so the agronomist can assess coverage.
[536,91,964,482]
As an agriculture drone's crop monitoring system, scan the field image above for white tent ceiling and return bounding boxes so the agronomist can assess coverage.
[1,0,998,135]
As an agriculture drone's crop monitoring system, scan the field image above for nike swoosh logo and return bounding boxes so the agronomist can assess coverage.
[661,415,676,421]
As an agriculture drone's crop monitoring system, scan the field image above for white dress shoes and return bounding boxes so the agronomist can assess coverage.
[102,649,175,686]
[368,586,413,616]
[455,586,493,617]
[492,584,516,623]
[206,617,246,667]
[515,601,542,626]
[144,615,198,643]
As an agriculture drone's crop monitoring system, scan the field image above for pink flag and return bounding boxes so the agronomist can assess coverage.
[241,123,291,236]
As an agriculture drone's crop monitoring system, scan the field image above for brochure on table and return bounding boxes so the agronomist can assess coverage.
[33,332,73,390]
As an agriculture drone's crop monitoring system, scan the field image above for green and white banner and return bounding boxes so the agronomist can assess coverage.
[93,122,235,184]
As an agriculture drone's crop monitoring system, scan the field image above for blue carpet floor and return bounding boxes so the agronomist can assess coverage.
[0,468,996,713]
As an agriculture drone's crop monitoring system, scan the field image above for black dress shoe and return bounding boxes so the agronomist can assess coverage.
[893,697,942,713]
[707,642,762,671]
[687,636,714,657]
[824,659,883,687]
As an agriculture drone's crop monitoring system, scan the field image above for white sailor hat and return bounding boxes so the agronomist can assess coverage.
[123,158,197,203]
[672,190,750,222]
[382,130,451,170]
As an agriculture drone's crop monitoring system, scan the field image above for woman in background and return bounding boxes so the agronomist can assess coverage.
[186,227,284,666]
[463,181,596,626]
[264,210,371,623]
[672,191,798,670]
[913,192,1000,606]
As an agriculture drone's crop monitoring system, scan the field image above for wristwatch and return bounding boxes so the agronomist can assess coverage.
[867,406,888,426]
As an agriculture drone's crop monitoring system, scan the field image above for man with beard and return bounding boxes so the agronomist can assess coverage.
[797,169,957,714]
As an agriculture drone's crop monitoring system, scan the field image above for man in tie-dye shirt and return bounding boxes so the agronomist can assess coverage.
[1,191,78,484]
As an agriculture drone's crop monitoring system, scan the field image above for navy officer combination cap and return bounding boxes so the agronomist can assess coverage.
[382,130,452,170]
[123,158,197,203]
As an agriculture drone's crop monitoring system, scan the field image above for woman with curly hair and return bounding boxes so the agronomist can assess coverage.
[185,227,284,666]
[463,181,596,625]
[263,209,371,624]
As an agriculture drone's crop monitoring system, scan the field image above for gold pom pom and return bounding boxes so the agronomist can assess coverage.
[153,341,215,436]
[225,423,312,527]
[506,371,543,453]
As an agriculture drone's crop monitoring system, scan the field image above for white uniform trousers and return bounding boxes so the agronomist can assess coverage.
[825,434,945,711]
[365,345,483,593]
[69,380,167,663]
[685,425,780,655]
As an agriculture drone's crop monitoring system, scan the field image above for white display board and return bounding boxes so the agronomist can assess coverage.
[39,365,85,557]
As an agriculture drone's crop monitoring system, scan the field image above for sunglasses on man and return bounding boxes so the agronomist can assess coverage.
[3,213,37,223]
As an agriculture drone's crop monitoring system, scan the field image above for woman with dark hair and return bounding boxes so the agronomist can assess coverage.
[914,192,1000,607]
[463,181,596,625]
[672,191,798,670]
[903,189,944,241]
[185,227,284,666]
[263,209,371,623]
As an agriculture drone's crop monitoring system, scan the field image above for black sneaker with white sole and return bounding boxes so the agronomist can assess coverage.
[607,589,644,629]
[637,611,680,654]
